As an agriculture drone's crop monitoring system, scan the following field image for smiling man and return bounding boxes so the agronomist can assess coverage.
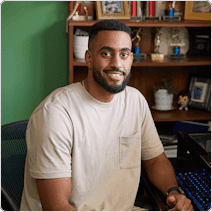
[20,20,193,211]
[84,21,133,100]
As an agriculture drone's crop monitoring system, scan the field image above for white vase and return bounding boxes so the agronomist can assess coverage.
[154,89,174,110]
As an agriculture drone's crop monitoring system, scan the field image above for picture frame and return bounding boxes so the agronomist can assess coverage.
[188,77,211,112]
[184,1,211,21]
[96,1,130,20]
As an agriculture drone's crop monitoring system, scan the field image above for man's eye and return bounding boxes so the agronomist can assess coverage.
[121,52,129,58]
[102,52,111,57]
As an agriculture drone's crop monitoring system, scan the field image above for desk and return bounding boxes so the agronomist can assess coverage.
[142,131,211,211]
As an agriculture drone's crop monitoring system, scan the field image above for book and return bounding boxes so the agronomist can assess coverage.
[173,121,210,137]
[156,122,176,143]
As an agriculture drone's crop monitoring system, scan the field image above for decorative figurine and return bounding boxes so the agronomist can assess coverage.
[169,28,186,58]
[131,28,142,56]
[152,28,164,62]
[131,28,146,62]
[154,28,162,54]
[177,90,190,111]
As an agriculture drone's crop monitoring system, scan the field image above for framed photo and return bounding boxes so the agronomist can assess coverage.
[184,1,211,20]
[188,77,211,112]
[96,1,130,20]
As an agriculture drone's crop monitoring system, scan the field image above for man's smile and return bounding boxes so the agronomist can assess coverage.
[104,70,125,82]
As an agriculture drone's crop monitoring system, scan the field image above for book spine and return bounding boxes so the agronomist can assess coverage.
[131,1,137,17]
[145,1,149,17]
[149,1,155,17]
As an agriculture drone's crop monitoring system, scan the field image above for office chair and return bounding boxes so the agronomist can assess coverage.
[1,120,28,211]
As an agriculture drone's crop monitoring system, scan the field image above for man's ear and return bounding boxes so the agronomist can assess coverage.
[85,50,92,68]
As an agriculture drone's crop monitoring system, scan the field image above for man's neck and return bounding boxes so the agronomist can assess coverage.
[83,78,115,103]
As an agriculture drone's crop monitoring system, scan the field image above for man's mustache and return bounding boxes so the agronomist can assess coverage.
[104,69,126,75]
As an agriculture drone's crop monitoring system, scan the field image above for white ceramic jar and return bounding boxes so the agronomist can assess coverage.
[73,35,89,59]
[154,89,174,110]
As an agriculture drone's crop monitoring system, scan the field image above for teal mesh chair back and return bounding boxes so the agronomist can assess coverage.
[1,120,28,209]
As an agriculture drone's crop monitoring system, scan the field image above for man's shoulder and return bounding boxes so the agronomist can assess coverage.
[33,83,82,113]
[125,86,145,99]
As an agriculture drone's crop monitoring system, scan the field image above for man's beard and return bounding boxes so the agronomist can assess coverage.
[93,66,131,94]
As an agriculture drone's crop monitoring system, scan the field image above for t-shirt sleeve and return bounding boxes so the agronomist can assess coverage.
[140,96,164,161]
[26,105,73,179]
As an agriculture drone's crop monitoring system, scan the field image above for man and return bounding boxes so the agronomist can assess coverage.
[20,20,193,211]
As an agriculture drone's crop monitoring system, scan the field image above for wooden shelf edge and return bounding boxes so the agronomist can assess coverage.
[69,20,211,27]
[132,56,211,67]
[152,109,211,122]
[73,57,211,67]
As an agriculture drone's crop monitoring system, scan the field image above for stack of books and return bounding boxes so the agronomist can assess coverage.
[156,122,177,144]
[156,120,210,145]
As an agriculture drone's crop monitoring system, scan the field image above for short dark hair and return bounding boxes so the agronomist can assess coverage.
[89,20,131,43]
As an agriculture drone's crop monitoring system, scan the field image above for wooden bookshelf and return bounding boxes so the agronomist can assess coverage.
[68,16,211,123]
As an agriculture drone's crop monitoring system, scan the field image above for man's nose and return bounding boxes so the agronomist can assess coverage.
[110,54,122,69]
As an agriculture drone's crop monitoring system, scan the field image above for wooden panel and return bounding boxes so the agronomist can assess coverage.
[69,20,211,27]
[152,109,211,122]
[128,67,189,107]
[69,26,74,84]
[73,66,88,83]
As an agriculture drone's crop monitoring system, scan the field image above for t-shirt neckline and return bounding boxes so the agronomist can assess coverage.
[76,82,121,109]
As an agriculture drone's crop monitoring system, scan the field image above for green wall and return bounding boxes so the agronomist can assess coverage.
[1,1,68,125]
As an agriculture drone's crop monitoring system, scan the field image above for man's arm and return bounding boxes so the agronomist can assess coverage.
[142,152,193,211]
[36,177,77,211]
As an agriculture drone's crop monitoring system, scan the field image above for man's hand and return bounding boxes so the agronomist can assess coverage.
[166,191,194,211]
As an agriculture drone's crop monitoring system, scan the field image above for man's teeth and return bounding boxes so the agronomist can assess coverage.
[108,73,122,76]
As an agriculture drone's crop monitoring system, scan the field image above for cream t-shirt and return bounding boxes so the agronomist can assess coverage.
[20,83,164,211]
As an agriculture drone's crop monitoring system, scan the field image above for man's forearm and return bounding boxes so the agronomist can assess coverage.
[142,153,178,195]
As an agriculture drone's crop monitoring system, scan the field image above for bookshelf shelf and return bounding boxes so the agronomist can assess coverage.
[152,109,211,122]
[73,56,211,67]
[68,12,211,123]
[69,20,211,27]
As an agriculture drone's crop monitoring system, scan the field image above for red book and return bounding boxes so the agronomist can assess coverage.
[149,1,155,17]
[131,1,137,17]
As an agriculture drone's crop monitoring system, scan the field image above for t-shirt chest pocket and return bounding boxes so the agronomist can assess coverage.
[119,131,141,169]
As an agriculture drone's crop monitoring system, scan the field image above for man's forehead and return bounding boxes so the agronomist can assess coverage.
[94,30,132,48]
[97,30,131,38]
[100,46,131,52]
